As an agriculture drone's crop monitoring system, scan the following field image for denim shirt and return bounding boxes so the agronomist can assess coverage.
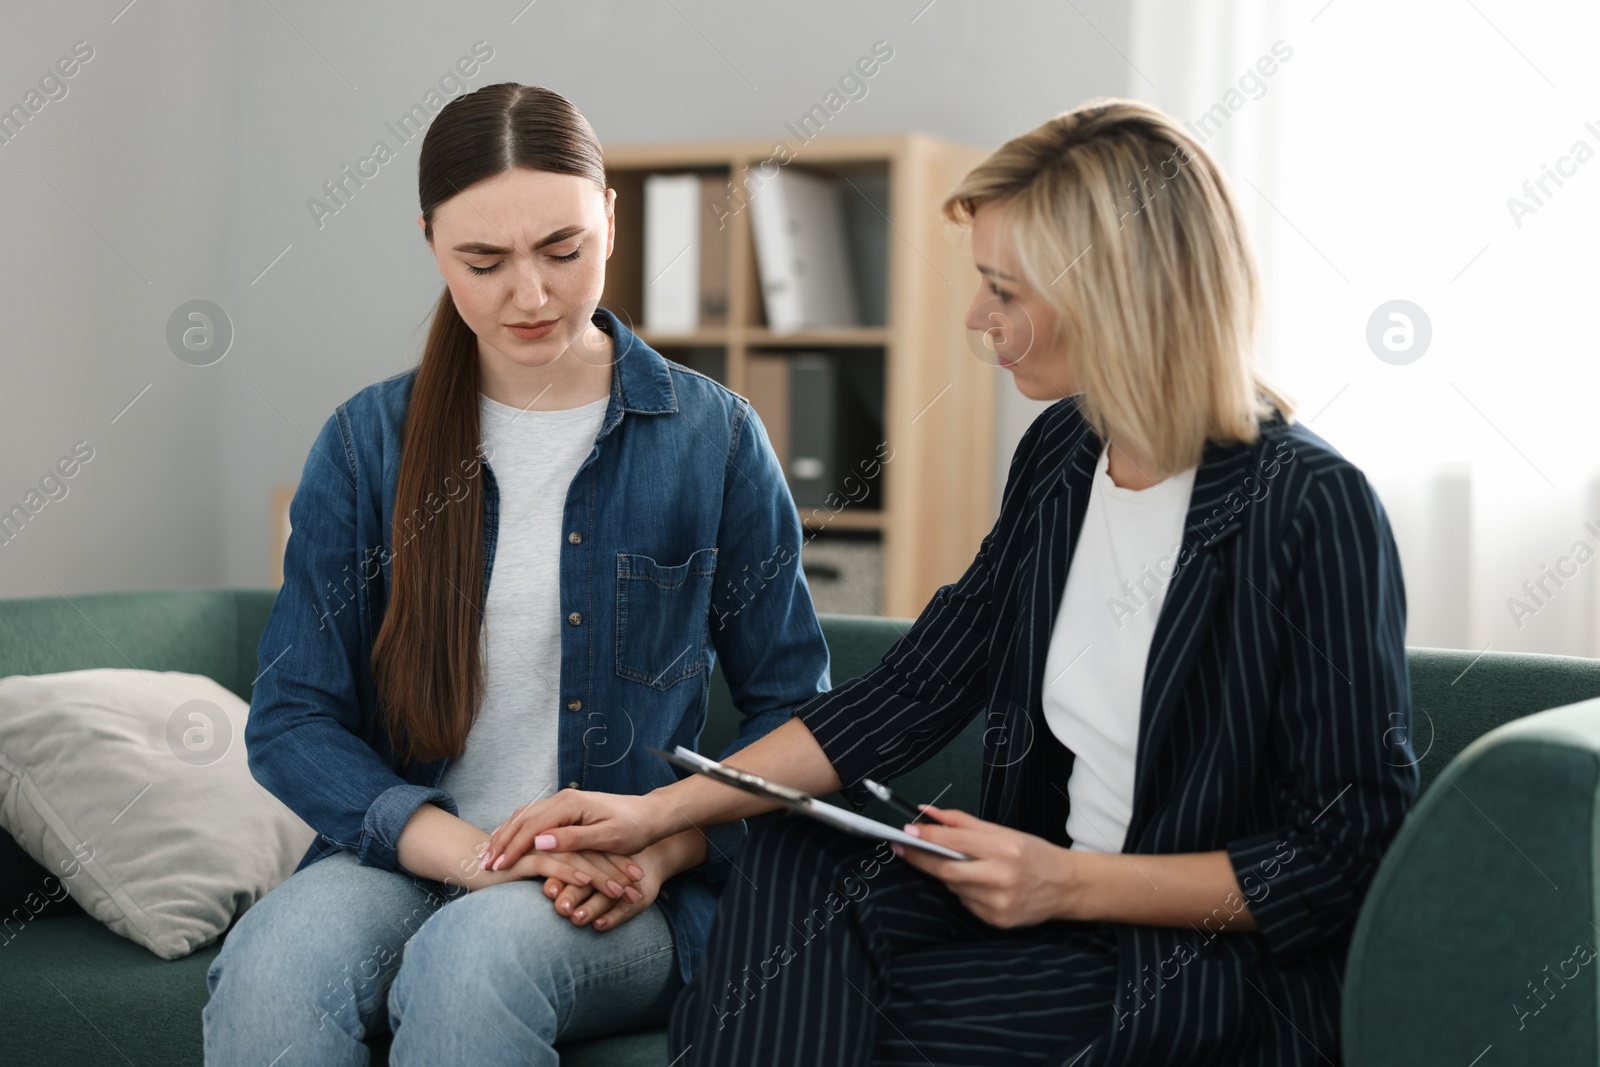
[245,307,831,984]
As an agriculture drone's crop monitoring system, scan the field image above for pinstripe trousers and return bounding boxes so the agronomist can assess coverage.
[668,808,1120,1066]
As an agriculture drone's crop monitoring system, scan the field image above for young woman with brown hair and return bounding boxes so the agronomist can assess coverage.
[202,83,830,1065]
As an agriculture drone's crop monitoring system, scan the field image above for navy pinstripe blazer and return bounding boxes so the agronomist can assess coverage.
[799,394,1420,1066]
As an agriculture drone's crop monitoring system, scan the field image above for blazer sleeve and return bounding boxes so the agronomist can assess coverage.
[1225,462,1420,964]
[245,410,459,875]
[797,410,1049,806]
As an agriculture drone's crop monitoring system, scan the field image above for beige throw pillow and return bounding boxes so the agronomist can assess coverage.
[0,668,314,959]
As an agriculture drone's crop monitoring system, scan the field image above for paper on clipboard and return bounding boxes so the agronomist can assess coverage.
[649,746,971,861]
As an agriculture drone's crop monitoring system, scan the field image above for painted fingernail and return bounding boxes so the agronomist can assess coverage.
[904,825,921,837]
[493,854,508,870]
[574,910,586,922]
[627,864,644,880]
[595,919,608,930]
[625,887,642,903]
[572,871,592,885]
[559,900,571,914]
[606,880,623,897]
[892,844,904,857]
[534,834,557,850]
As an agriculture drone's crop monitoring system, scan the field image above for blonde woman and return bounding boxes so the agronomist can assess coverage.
[484,98,1420,1065]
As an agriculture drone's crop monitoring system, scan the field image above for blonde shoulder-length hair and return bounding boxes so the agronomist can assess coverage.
[942,97,1295,477]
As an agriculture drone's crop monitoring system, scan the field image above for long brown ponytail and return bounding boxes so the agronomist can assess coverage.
[372,83,606,765]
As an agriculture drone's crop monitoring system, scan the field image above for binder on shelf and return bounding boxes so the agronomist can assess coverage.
[744,352,791,472]
[676,346,727,384]
[788,355,835,507]
[840,171,890,327]
[643,173,700,333]
[749,168,861,333]
[786,352,882,510]
[698,174,730,326]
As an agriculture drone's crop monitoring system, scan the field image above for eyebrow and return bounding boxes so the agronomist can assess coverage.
[976,264,1020,283]
[451,225,586,255]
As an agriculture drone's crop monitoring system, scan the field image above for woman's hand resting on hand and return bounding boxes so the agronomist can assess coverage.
[483,788,668,872]
[475,792,708,932]
[465,843,642,901]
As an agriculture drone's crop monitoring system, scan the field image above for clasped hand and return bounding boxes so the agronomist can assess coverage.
[475,805,656,933]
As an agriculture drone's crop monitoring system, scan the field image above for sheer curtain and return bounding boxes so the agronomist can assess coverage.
[1132,0,1600,656]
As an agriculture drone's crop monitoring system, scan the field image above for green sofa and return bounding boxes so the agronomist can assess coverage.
[2,588,1599,1066]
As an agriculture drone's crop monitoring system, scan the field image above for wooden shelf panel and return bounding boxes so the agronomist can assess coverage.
[747,327,888,348]
[601,133,957,170]
[636,328,730,347]
[637,327,890,349]
[801,509,885,532]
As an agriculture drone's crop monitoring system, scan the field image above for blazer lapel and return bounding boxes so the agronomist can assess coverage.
[1123,435,1259,848]
[987,417,1101,829]
[989,406,1278,845]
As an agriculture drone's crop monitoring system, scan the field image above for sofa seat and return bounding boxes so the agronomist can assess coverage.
[5,588,1600,1066]
[0,909,669,1065]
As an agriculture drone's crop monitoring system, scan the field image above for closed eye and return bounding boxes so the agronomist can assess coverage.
[465,247,581,275]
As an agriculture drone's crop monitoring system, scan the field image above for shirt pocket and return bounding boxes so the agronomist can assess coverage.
[615,547,718,690]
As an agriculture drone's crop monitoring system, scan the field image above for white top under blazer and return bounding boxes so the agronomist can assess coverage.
[1041,442,1198,853]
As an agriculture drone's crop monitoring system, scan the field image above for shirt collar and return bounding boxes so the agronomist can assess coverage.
[592,306,678,415]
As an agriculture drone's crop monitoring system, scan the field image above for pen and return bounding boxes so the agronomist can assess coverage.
[862,778,943,824]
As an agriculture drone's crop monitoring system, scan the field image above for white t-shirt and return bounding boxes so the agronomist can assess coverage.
[437,391,609,834]
[1041,443,1197,853]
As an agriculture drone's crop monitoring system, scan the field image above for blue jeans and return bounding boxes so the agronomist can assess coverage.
[202,849,681,1066]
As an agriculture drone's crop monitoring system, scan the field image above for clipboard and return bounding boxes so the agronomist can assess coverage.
[648,745,972,861]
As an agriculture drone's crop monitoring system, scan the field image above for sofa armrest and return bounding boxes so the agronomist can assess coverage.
[1342,696,1600,1065]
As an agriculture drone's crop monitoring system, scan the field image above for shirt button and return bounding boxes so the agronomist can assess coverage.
[567,781,580,789]
[567,531,582,545]
[567,611,582,626]
[567,699,582,711]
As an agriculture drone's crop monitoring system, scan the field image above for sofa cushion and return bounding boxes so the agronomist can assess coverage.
[0,588,277,704]
[0,668,314,959]
[1404,646,1600,792]
[0,913,219,1062]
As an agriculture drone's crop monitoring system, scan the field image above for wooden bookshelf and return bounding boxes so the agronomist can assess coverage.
[270,484,294,587]
[601,134,997,618]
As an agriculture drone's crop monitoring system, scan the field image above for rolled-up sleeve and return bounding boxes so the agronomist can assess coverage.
[245,409,458,875]
[1225,465,1419,963]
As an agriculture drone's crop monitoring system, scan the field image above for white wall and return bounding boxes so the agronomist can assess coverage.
[214,0,1131,591]
[0,0,1132,600]
[0,1,234,597]
[19,2,1589,656]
